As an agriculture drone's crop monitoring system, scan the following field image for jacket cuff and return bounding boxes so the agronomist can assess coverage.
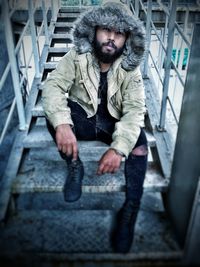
[110,137,133,158]
[48,112,73,129]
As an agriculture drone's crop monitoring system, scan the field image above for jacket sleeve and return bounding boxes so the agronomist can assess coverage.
[42,49,76,128]
[110,67,146,157]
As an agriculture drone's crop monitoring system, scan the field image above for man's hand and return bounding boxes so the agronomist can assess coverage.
[55,124,78,160]
[97,148,123,175]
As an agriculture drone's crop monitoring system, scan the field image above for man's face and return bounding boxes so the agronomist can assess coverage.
[93,27,126,64]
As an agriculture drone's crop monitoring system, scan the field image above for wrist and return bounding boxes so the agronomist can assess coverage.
[111,148,125,157]
[56,124,71,130]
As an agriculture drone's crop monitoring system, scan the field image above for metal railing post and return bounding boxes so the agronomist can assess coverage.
[158,0,177,131]
[2,0,26,130]
[134,0,139,17]
[143,0,152,78]
[28,0,41,78]
[51,0,57,22]
[42,0,49,45]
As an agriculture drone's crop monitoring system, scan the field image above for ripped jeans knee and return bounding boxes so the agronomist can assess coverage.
[131,144,148,156]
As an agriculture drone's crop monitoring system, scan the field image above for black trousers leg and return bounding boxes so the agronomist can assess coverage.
[124,128,148,206]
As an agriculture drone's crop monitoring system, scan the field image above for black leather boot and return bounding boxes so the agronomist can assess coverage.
[112,153,148,253]
[112,200,139,253]
[63,158,84,202]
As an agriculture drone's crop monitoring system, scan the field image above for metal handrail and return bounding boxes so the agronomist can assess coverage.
[138,0,192,131]
[0,0,57,145]
[0,20,30,93]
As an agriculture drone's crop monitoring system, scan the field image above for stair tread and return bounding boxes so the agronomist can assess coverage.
[48,47,69,53]
[15,191,165,212]
[44,62,58,70]
[0,209,180,254]
[57,13,80,18]
[24,123,156,148]
[52,33,72,39]
[55,22,74,27]
[12,159,167,193]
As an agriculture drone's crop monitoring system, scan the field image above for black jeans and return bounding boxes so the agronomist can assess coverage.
[47,99,147,151]
[46,99,148,203]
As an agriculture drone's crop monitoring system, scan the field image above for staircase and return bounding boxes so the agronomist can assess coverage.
[0,7,182,266]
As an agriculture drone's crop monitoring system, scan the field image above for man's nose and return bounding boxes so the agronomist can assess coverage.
[108,31,115,41]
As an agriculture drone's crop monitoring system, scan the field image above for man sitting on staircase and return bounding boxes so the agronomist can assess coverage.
[42,0,148,253]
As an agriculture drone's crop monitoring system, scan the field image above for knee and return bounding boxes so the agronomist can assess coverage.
[131,145,148,156]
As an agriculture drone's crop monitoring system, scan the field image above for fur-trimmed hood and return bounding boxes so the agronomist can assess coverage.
[72,1,146,71]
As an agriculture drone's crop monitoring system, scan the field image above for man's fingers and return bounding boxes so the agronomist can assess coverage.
[72,143,78,160]
[97,163,104,175]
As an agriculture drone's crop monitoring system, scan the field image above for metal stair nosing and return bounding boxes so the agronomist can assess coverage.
[51,33,72,40]
[12,158,167,194]
[55,21,74,27]
[48,47,70,58]
[57,12,80,19]
[43,62,58,71]
[23,123,156,148]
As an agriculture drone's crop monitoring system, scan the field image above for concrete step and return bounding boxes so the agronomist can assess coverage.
[0,207,181,255]
[12,157,167,194]
[23,123,156,148]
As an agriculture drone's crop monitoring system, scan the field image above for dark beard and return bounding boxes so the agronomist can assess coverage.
[93,39,125,64]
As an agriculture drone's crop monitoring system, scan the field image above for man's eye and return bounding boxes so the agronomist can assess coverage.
[102,27,110,32]
[116,31,125,36]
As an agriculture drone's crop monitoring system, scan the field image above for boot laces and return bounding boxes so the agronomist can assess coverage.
[68,160,82,183]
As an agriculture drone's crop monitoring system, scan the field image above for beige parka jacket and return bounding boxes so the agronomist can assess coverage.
[42,1,146,157]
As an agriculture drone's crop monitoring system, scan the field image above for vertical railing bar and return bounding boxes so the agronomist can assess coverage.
[143,0,152,78]
[166,96,179,125]
[51,0,56,22]
[177,8,190,72]
[0,64,11,93]
[28,0,41,78]
[42,0,49,45]
[158,0,177,131]
[21,40,30,96]
[149,50,164,86]
[159,15,168,77]
[158,29,163,76]
[35,26,41,57]
[19,51,34,89]
[37,21,45,37]
[0,99,17,145]
[0,19,30,93]
[135,0,139,17]
[2,0,26,130]
[130,1,136,16]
